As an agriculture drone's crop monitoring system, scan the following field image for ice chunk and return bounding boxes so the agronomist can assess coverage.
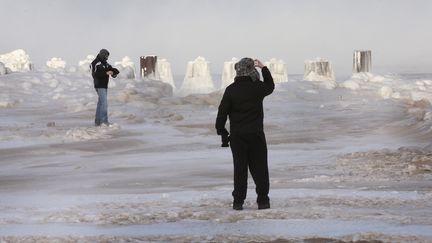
[179,56,214,95]
[221,57,238,89]
[46,57,66,71]
[115,56,136,79]
[0,49,33,72]
[342,80,361,90]
[353,50,372,73]
[78,55,95,72]
[156,58,175,88]
[303,58,335,81]
[265,58,288,83]
[379,86,393,99]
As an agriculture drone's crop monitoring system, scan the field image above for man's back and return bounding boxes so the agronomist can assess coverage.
[216,66,274,135]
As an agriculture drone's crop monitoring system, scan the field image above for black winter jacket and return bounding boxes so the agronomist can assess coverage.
[91,56,119,88]
[215,67,274,135]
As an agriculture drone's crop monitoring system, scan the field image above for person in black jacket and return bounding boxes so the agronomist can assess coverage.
[90,49,119,126]
[216,57,274,210]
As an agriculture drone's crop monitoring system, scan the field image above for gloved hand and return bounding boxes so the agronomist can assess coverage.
[221,134,230,147]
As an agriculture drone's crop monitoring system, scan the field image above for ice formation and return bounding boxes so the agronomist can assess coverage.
[303,58,335,82]
[140,56,157,79]
[0,49,33,72]
[0,62,6,75]
[221,57,238,89]
[115,56,136,79]
[353,50,372,73]
[46,57,66,71]
[78,55,95,72]
[265,58,288,83]
[179,56,214,95]
[156,59,175,88]
[379,86,393,99]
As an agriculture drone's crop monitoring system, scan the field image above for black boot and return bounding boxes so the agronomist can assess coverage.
[233,202,243,210]
[258,202,270,210]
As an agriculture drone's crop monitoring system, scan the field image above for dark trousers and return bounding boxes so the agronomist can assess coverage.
[229,132,270,204]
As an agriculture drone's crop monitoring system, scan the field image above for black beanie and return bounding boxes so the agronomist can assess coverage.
[98,49,110,61]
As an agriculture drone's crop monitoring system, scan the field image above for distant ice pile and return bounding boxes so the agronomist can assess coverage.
[0,49,33,72]
[46,57,66,71]
[221,57,238,89]
[265,58,288,83]
[304,58,335,82]
[115,56,136,79]
[156,58,175,88]
[340,72,432,101]
[78,55,95,72]
[179,56,214,95]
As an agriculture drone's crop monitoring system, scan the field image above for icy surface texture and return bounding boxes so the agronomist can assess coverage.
[0,49,33,72]
[265,58,288,83]
[353,50,372,73]
[303,58,335,81]
[179,56,214,95]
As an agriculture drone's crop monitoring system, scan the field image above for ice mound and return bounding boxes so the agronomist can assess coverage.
[78,55,95,72]
[180,92,222,106]
[115,56,135,79]
[303,58,335,82]
[179,56,214,95]
[46,57,66,71]
[65,124,120,141]
[265,58,288,83]
[156,58,175,88]
[0,62,6,75]
[341,80,361,90]
[337,147,432,181]
[350,72,387,83]
[0,98,19,108]
[0,49,33,72]
[114,80,173,106]
[379,86,393,99]
[221,57,238,89]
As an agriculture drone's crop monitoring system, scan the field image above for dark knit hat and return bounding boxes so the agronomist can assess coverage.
[235,57,260,82]
[98,49,110,61]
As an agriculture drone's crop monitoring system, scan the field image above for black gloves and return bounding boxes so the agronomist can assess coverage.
[221,134,230,147]
[217,128,230,147]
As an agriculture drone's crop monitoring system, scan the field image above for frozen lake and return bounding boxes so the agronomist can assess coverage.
[1,71,432,242]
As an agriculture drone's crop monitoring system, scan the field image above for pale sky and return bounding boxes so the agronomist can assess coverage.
[1,0,431,75]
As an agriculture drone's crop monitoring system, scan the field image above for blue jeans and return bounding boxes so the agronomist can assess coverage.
[95,88,108,125]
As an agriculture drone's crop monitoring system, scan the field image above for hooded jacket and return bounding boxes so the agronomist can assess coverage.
[215,66,274,135]
[91,55,118,88]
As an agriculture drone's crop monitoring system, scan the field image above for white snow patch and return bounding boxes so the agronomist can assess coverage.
[46,57,67,71]
[0,49,33,72]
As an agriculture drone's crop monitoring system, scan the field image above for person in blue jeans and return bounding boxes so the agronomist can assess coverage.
[90,49,119,126]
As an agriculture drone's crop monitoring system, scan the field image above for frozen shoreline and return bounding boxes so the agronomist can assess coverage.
[1,71,432,241]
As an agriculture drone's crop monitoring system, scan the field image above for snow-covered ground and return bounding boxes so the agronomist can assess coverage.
[1,69,432,242]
